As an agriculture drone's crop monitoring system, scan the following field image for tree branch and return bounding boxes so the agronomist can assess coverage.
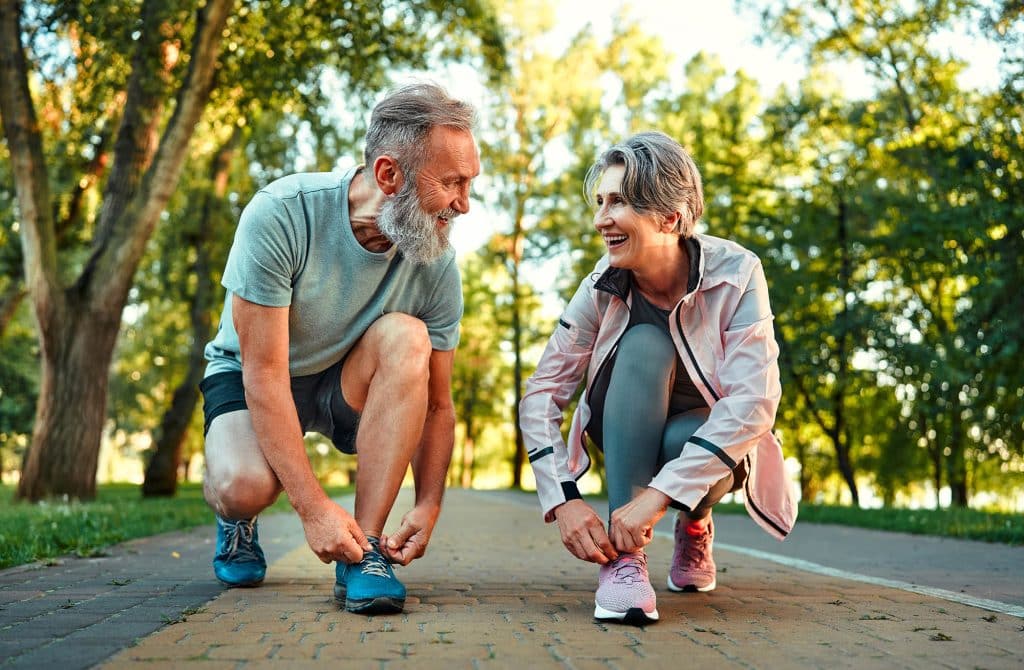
[0,0,59,317]
[776,323,835,437]
[84,0,232,314]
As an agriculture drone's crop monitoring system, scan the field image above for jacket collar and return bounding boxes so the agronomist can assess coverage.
[594,236,704,301]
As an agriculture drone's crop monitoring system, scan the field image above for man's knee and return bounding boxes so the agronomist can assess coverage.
[205,463,280,518]
[373,313,432,373]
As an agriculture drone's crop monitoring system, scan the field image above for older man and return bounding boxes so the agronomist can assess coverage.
[199,83,480,615]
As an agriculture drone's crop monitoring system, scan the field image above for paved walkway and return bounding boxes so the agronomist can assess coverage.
[2,489,1022,669]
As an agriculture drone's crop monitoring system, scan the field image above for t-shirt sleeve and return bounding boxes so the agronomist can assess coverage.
[221,191,301,308]
[420,256,464,351]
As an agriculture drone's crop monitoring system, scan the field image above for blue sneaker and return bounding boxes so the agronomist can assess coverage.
[334,537,406,614]
[213,516,266,587]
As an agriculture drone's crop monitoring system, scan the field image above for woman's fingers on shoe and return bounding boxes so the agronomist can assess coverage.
[591,527,618,562]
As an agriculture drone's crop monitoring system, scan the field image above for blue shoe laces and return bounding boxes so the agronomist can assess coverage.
[220,518,260,563]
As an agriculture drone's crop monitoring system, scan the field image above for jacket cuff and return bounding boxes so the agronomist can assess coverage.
[649,474,707,511]
[542,481,584,523]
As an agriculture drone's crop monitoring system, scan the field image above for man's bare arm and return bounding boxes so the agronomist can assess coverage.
[413,348,457,507]
[233,294,370,562]
[381,348,456,564]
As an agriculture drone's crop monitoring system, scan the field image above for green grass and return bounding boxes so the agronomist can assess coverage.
[0,482,352,570]
[712,500,1024,545]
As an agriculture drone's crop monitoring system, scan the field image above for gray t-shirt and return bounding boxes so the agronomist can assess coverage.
[204,166,462,377]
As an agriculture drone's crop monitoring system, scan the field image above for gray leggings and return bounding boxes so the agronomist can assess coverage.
[600,324,741,519]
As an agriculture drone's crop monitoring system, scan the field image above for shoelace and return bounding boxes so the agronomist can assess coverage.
[610,553,648,584]
[358,545,391,578]
[221,518,260,562]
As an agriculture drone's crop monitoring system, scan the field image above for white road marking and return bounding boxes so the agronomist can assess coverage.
[654,526,1024,619]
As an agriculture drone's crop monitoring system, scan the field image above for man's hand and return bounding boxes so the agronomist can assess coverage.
[609,487,670,553]
[380,503,439,566]
[300,499,372,564]
[554,499,618,564]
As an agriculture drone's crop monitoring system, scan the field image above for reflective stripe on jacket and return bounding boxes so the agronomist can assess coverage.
[519,233,798,540]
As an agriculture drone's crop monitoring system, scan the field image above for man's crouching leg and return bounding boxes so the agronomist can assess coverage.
[333,313,434,614]
[204,409,282,587]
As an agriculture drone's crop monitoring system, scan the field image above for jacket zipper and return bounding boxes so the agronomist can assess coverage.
[578,277,631,474]
[674,308,720,402]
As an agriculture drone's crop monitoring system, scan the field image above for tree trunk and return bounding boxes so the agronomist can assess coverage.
[457,381,478,488]
[832,196,859,505]
[947,409,968,507]
[461,433,476,488]
[18,305,120,500]
[140,346,205,496]
[511,264,525,488]
[510,213,526,489]
[921,410,943,509]
[4,0,231,501]
[794,436,811,502]
[832,429,859,506]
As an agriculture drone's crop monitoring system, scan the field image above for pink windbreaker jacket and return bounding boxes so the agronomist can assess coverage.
[520,233,797,540]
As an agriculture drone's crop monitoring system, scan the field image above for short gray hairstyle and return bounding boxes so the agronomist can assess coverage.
[584,131,704,237]
[364,82,477,175]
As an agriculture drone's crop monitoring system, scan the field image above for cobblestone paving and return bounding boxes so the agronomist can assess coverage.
[94,490,1023,670]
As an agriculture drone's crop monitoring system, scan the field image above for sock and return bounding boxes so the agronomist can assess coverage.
[684,518,708,537]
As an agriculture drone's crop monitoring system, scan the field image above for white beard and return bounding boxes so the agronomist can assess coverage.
[376,180,458,265]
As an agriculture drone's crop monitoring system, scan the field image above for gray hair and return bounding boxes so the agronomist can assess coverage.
[584,131,704,237]
[364,82,477,176]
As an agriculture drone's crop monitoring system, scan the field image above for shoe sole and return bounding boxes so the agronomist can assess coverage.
[594,603,659,625]
[334,584,405,615]
[667,575,716,592]
[216,578,264,588]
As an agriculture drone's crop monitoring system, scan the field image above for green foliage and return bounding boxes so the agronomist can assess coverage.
[733,0,1024,506]
[0,0,505,494]
[0,315,37,476]
[3,0,1019,509]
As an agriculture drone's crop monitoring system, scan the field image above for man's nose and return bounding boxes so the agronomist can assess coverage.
[453,183,471,214]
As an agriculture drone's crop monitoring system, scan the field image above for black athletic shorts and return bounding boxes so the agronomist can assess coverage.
[199,358,361,454]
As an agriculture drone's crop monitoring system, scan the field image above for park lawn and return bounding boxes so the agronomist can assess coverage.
[0,482,352,570]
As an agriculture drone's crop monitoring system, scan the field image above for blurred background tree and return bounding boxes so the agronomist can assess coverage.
[1,0,1020,511]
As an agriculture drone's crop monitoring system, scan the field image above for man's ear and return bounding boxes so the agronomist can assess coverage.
[373,155,404,196]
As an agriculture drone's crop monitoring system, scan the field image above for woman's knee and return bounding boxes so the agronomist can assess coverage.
[617,323,675,364]
[610,325,676,389]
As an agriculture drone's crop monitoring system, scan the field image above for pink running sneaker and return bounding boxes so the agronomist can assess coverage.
[668,514,716,592]
[594,551,659,625]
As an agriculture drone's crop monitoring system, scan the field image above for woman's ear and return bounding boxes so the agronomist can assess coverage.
[372,155,404,196]
[661,211,682,233]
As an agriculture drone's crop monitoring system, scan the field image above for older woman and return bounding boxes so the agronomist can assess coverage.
[520,131,796,625]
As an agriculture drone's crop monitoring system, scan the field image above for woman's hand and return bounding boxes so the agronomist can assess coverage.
[554,499,618,564]
[609,488,671,553]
